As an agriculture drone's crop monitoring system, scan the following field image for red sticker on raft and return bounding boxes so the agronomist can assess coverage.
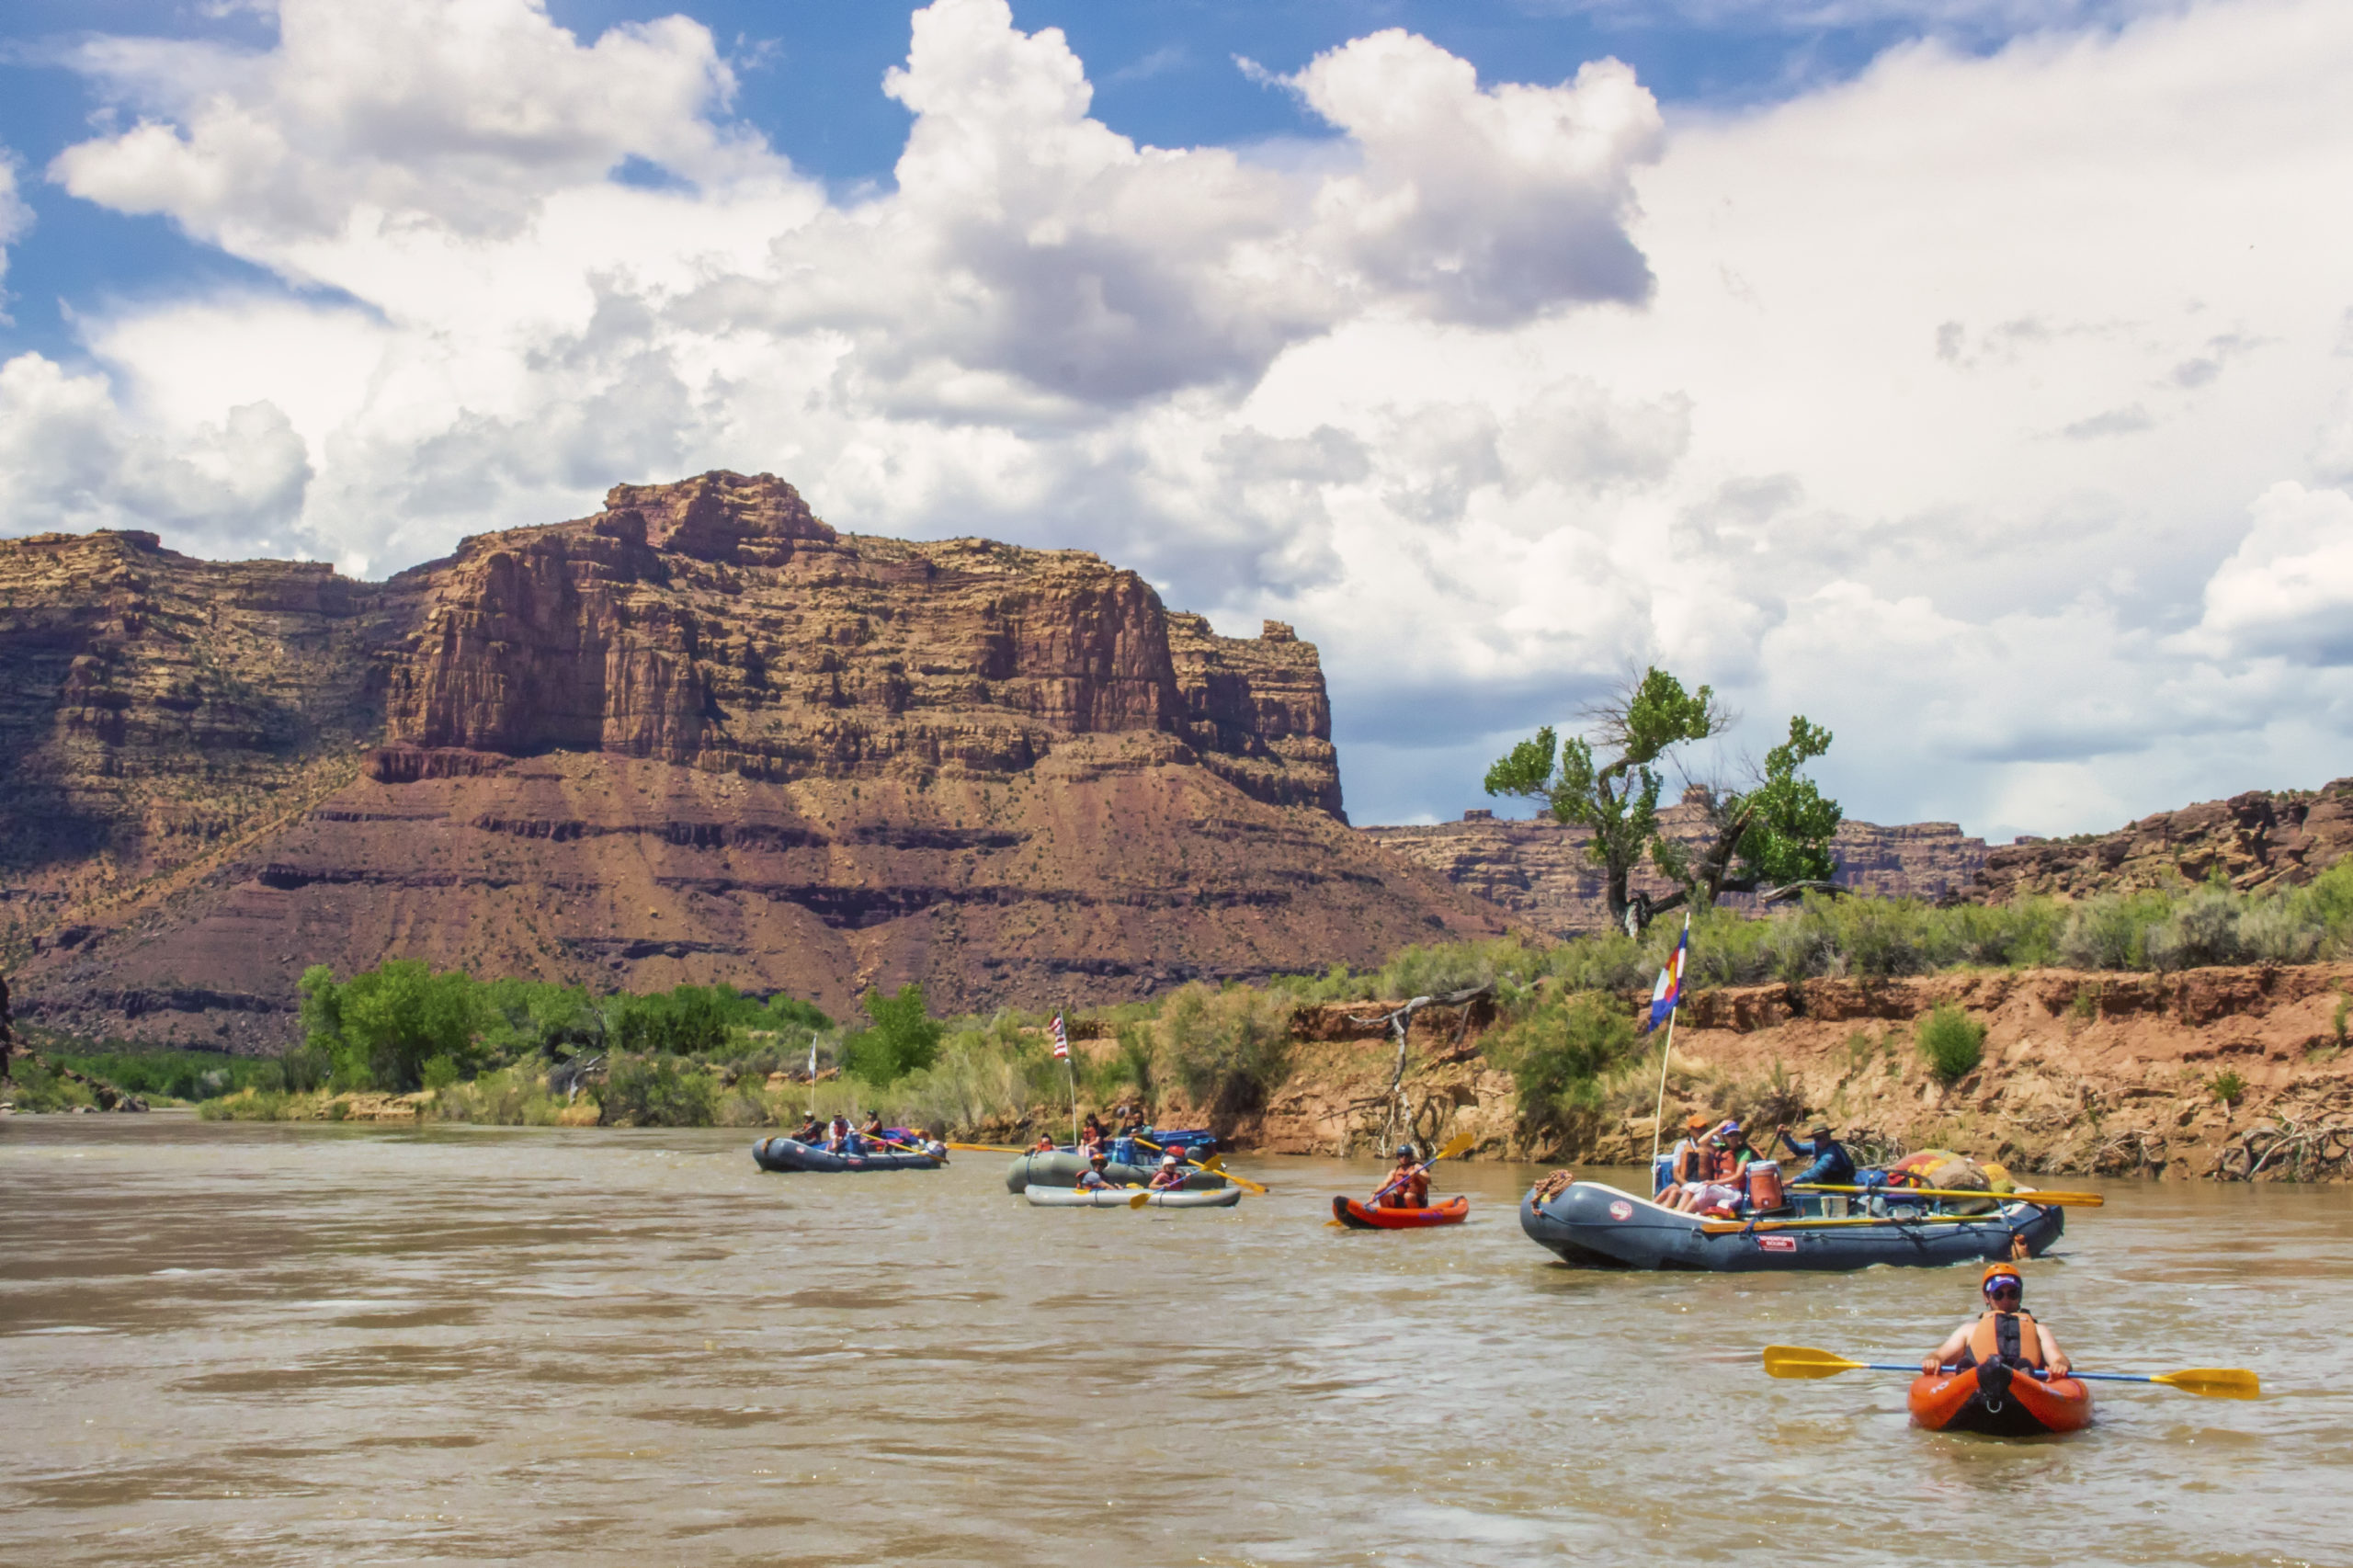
[1608,1200,1633,1221]
[1756,1234,1799,1252]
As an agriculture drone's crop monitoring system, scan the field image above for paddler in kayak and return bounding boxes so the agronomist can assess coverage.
[1374,1146,1430,1210]
[1146,1152,1190,1191]
[1776,1123,1855,1187]
[1922,1264,2071,1378]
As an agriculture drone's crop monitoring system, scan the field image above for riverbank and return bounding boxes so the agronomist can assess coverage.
[1228,963,2353,1181]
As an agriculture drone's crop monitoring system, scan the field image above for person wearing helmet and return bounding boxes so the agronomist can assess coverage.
[1147,1151,1190,1191]
[1075,1153,1115,1192]
[1374,1145,1430,1210]
[1922,1264,2071,1377]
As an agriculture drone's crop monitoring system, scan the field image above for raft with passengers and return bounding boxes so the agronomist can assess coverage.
[1521,1119,2078,1272]
[754,1114,948,1173]
[1002,1114,1226,1192]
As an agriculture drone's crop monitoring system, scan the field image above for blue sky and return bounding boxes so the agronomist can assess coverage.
[2,0,2348,838]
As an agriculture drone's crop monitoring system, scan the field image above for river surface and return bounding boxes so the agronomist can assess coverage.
[3,1116,2347,1567]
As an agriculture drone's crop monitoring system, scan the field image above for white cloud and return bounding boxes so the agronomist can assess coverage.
[0,153,31,312]
[6,0,2353,835]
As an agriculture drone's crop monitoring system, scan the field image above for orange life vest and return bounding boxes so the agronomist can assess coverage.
[1963,1308,2045,1370]
[1379,1168,1429,1209]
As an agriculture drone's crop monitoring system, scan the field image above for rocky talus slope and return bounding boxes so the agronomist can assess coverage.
[1361,797,1992,938]
[2,472,1509,1045]
[1971,779,2353,901]
[1210,966,2353,1180]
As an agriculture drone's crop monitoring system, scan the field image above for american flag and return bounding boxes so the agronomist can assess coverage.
[1051,1011,1068,1061]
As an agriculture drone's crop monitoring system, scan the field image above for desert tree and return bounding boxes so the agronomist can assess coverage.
[1647,715,1843,924]
[1483,667,1729,934]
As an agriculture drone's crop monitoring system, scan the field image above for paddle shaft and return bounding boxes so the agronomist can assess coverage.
[1791,1183,2102,1207]
[1371,1132,1476,1202]
[1700,1210,2032,1233]
[1135,1135,1267,1195]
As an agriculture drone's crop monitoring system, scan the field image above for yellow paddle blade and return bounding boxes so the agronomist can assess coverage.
[1762,1345,1869,1381]
[2152,1368,2260,1400]
[1129,1189,1152,1210]
[1433,1131,1479,1162]
[1199,1153,1228,1172]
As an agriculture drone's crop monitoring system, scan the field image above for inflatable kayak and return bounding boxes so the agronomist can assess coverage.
[753,1136,944,1173]
[1520,1180,2063,1271]
[1004,1150,1227,1193]
[1025,1185,1243,1209]
[1332,1196,1470,1229]
[1909,1363,2093,1436]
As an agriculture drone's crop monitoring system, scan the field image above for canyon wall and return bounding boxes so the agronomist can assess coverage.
[1361,796,1991,938]
[1972,779,2353,901]
[2,472,1509,1046]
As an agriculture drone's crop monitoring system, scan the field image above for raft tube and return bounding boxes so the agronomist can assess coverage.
[1518,1180,2063,1271]
[1003,1151,1228,1193]
[753,1136,944,1173]
[1332,1196,1470,1230]
[1909,1364,2093,1436]
[1024,1184,1243,1209]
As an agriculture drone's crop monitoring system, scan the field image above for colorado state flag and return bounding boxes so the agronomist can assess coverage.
[1644,916,1690,1035]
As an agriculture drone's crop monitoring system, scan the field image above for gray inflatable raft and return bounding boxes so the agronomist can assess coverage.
[754,1136,944,1173]
[1004,1150,1227,1193]
[1025,1184,1243,1209]
[1519,1179,2063,1271]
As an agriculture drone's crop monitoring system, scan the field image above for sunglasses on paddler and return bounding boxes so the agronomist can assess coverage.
[1984,1280,2022,1297]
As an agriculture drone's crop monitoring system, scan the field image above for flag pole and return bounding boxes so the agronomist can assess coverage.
[1648,914,1691,1166]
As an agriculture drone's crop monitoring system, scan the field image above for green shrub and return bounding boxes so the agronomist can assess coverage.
[2,1060,97,1112]
[594,1055,718,1127]
[1488,991,1641,1141]
[420,1054,465,1093]
[299,960,485,1093]
[49,1048,284,1103]
[1915,1004,1986,1084]
[1152,983,1291,1117]
[2143,889,2245,972]
[2209,1069,2246,1107]
[840,983,942,1085]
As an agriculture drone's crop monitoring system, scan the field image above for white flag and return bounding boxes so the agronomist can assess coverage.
[808,1037,819,1080]
[1051,1012,1069,1061]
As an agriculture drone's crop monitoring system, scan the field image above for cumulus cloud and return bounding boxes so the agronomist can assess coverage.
[0,153,31,310]
[6,0,2353,836]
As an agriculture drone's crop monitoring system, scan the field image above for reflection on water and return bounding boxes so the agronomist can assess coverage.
[2,1117,2346,1566]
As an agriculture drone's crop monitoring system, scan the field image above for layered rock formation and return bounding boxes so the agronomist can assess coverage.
[1971,779,2353,902]
[2,473,1508,1046]
[1360,795,1990,938]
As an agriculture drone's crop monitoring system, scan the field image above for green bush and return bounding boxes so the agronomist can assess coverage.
[1487,991,1641,1141]
[2,1060,98,1112]
[840,983,942,1085]
[299,960,485,1093]
[1915,1004,1986,1084]
[1152,983,1291,1117]
[2209,1069,2246,1107]
[594,1055,718,1127]
[50,1048,284,1103]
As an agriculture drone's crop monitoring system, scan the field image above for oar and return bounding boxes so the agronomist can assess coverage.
[1792,1184,2105,1207]
[1700,1212,2035,1233]
[1134,1136,1267,1195]
[1327,1131,1477,1226]
[1762,1345,2258,1399]
[949,1141,1029,1153]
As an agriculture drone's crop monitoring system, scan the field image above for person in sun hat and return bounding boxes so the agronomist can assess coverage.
[1922,1263,2071,1377]
[1776,1121,1856,1187]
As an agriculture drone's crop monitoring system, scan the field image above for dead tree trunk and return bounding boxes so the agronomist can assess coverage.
[1347,983,1495,1154]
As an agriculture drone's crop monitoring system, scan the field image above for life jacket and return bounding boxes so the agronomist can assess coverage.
[1673,1139,1708,1184]
[1381,1168,1429,1209]
[1708,1144,1747,1182]
[1962,1308,2044,1370]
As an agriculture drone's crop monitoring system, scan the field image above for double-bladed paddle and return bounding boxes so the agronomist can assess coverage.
[1762,1344,2259,1399]
[1134,1135,1267,1195]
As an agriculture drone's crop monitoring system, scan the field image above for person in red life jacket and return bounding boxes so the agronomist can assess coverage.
[1077,1114,1107,1158]
[824,1115,854,1154]
[1147,1151,1189,1191]
[1075,1153,1115,1192]
[1374,1145,1430,1210]
[859,1111,886,1151]
[1031,1132,1056,1153]
[1664,1121,1764,1213]
[1922,1264,2071,1377]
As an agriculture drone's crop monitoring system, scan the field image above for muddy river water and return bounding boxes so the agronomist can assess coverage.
[3,1116,2347,1566]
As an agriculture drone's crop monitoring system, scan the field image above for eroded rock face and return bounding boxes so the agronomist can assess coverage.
[1360,799,1992,938]
[3,473,1503,1045]
[1972,781,2353,901]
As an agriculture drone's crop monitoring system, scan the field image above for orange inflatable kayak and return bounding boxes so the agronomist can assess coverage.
[1909,1362,2093,1436]
[1332,1195,1470,1230]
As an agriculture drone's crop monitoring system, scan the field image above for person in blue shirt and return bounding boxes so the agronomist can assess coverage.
[1777,1123,1855,1187]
